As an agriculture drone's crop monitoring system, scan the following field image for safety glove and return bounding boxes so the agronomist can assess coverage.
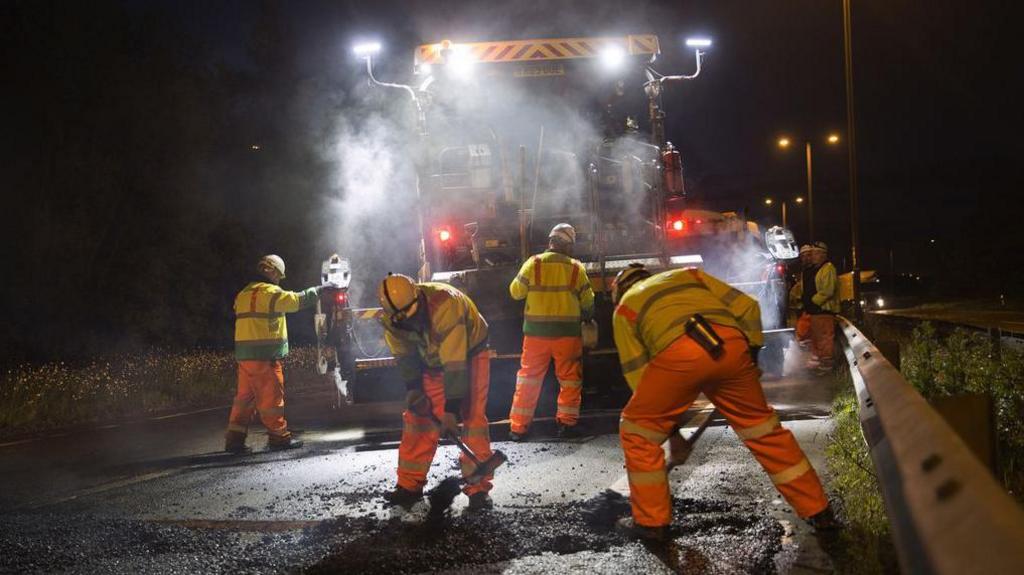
[405,389,432,417]
[439,412,460,437]
[666,432,693,470]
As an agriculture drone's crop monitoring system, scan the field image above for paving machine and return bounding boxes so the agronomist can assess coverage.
[318,34,797,404]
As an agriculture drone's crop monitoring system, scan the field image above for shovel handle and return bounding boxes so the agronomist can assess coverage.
[428,413,481,466]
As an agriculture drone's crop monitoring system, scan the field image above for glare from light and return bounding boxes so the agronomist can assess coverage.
[600,45,627,70]
[827,133,840,144]
[418,63,432,75]
[764,198,773,206]
[777,137,791,148]
[250,144,260,151]
[438,229,452,242]
[317,429,366,442]
[795,196,804,203]
[686,38,713,48]
[446,44,476,78]
[353,42,382,58]
[876,297,885,308]
[672,219,685,231]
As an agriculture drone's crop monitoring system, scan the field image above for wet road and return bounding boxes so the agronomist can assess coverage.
[0,346,840,574]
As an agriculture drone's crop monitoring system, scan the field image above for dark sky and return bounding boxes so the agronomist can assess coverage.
[3,0,1020,362]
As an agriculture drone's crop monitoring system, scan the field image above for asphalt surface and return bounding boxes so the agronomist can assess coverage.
[0,344,841,574]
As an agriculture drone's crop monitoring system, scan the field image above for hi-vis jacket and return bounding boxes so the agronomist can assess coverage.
[382,282,489,399]
[234,282,320,361]
[613,268,763,390]
[789,262,840,314]
[510,250,595,338]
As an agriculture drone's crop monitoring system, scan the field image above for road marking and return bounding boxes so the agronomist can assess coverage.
[150,518,325,532]
[608,404,716,495]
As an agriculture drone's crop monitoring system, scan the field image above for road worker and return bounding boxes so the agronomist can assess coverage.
[378,274,494,512]
[508,223,595,440]
[225,255,326,453]
[789,245,815,349]
[804,242,840,372]
[611,263,836,541]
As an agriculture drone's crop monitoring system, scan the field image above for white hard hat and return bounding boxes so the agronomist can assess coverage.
[549,223,576,244]
[812,241,828,253]
[799,244,813,255]
[379,273,421,323]
[258,255,286,279]
[612,263,651,305]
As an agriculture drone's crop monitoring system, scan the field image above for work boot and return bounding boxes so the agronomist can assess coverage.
[807,505,841,531]
[616,516,668,542]
[557,423,582,439]
[509,428,529,442]
[224,431,251,454]
[466,492,494,512]
[267,434,304,451]
[383,486,424,511]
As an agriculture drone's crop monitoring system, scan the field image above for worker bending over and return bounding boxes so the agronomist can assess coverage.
[379,274,495,512]
[226,255,325,453]
[508,223,596,440]
[611,264,836,541]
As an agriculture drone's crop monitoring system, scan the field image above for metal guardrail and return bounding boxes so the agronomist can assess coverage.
[838,316,1024,574]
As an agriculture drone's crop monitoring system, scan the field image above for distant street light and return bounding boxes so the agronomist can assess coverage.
[776,133,841,241]
[763,196,804,228]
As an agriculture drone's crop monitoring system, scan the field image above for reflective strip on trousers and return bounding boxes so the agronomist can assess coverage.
[770,458,812,485]
[620,418,669,445]
[627,468,668,486]
[398,459,432,473]
[516,376,542,387]
[559,379,582,389]
[233,398,255,408]
[557,405,581,415]
[511,406,535,416]
[462,425,490,439]
[404,421,439,435]
[736,412,780,441]
[260,406,285,416]
[461,460,478,477]
[227,423,248,433]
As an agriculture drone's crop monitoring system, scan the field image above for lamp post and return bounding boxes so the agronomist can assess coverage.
[764,196,803,229]
[776,134,840,242]
[842,0,863,322]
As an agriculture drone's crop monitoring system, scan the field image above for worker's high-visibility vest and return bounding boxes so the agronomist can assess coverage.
[234,282,319,361]
[509,250,595,337]
[382,282,489,400]
[810,262,840,313]
[613,268,763,390]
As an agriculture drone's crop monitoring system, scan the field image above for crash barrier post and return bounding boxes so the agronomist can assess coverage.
[837,316,1024,574]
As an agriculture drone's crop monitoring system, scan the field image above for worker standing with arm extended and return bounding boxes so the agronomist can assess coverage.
[508,223,595,440]
[610,264,836,541]
[789,245,814,350]
[225,255,325,453]
[378,274,495,512]
[804,242,839,373]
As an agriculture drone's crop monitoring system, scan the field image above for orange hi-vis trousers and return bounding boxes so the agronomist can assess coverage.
[227,360,290,438]
[620,326,828,527]
[397,351,493,496]
[810,315,835,367]
[796,312,812,345]
[510,335,583,432]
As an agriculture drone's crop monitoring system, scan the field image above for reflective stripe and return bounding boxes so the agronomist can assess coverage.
[529,285,574,292]
[770,458,812,485]
[260,406,285,416]
[735,412,780,441]
[236,312,285,320]
[461,460,478,476]
[511,407,535,416]
[533,256,542,284]
[227,423,248,433]
[558,379,582,389]
[516,377,542,387]
[234,337,288,345]
[635,282,706,331]
[720,287,745,306]
[462,426,490,439]
[404,421,439,434]
[268,292,281,313]
[442,361,467,371]
[232,398,255,408]
[620,353,649,374]
[398,459,432,473]
[515,274,529,286]
[557,405,581,415]
[627,469,667,486]
[620,418,669,444]
[524,314,582,322]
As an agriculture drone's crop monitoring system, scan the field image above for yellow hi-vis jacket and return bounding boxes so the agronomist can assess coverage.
[510,250,595,337]
[613,268,763,390]
[789,262,840,314]
[382,282,489,399]
[234,282,320,361]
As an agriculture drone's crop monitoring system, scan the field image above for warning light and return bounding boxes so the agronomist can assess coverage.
[335,291,348,305]
[438,228,452,242]
[695,219,703,225]
[672,220,685,232]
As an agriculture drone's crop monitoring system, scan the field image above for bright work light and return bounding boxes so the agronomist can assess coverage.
[353,42,382,58]
[685,38,712,48]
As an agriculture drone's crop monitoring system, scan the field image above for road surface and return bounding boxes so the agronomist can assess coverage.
[0,345,841,574]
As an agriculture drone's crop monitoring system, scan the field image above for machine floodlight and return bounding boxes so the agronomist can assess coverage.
[353,42,382,58]
[600,45,627,70]
[685,38,713,48]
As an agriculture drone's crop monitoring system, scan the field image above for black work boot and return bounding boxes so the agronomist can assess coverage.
[267,434,304,451]
[509,428,529,442]
[466,492,494,512]
[807,504,841,531]
[383,486,424,511]
[616,516,668,542]
[224,431,251,454]
[557,423,583,439]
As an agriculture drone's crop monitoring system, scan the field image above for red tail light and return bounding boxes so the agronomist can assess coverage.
[667,219,686,234]
[335,291,348,305]
[437,228,452,243]
[776,264,785,275]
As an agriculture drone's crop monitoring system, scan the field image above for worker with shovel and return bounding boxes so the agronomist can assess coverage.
[379,273,497,513]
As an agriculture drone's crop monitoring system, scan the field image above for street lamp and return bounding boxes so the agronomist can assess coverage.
[776,133,840,241]
[764,196,804,228]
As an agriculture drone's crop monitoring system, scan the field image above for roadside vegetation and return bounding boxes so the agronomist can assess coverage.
[902,323,1024,500]
[0,346,321,438]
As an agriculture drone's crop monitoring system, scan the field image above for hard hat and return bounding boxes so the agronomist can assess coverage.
[611,263,651,305]
[258,255,286,279]
[812,241,828,253]
[379,273,420,323]
[799,244,813,255]
[549,223,576,244]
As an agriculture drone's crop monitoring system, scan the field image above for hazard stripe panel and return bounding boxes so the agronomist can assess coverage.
[415,35,660,65]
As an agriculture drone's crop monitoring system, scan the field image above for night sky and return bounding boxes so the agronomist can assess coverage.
[3,0,1020,363]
